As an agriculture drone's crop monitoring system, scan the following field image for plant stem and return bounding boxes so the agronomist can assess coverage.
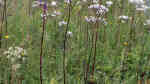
[4,0,8,48]
[40,3,47,84]
[63,1,71,84]
[0,0,6,48]
[91,22,99,76]
[85,33,95,84]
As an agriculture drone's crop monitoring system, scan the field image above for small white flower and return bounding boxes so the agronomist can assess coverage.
[41,13,49,20]
[88,4,100,9]
[119,15,129,20]
[51,11,61,16]
[92,0,99,3]
[18,55,21,58]
[99,18,108,25]
[106,1,113,7]
[144,19,150,25]
[136,4,149,11]
[85,16,91,22]
[119,15,129,23]
[129,0,144,5]
[7,55,10,59]
[32,1,45,8]
[67,31,73,36]
[146,19,150,24]
[144,6,150,16]
[11,58,15,63]
[64,0,72,4]
[76,1,81,5]
[85,16,97,23]
[59,21,67,26]
[82,0,87,2]
[9,47,13,51]
[32,1,40,7]
[51,1,57,6]
[41,13,49,17]
[22,57,26,62]
[32,3,39,7]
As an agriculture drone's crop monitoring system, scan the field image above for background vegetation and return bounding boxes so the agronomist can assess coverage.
[0,0,150,84]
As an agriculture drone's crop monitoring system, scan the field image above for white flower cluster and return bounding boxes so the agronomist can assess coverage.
[88,4,109,16]
[85,16,99,23]
[4,46,27,63]
[85,16,107,24]
[86,1,112,24]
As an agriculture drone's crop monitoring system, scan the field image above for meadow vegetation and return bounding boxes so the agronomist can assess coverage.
[0,0,150,84]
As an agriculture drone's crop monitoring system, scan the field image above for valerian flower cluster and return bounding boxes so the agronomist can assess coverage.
[3,46,27,63]
[85,0,112,24]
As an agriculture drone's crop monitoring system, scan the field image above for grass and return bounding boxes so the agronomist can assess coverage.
[0,0,150,84]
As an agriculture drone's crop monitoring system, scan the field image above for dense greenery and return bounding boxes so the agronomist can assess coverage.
[0,0,150,84]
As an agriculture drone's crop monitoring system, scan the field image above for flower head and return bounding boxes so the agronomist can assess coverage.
[119,15,129,23]
[123,42,128,46]
[88,4,109,16]
[51,1,57,6]
[43,2,47,10]
[67,31,73,37]
[92,0,99,3]
[32,1,45,8]
[106,1,113,7]
[85,16,107,24]
[4,46,27,63]
[51,10,61,17]
[4,35,9,39]
[59,21,67,26]
[119,15,129,20]
[136,5,149,11]
[64,0,72,4]
[96,5,109,15]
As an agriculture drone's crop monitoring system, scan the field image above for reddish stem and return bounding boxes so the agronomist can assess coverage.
[40,3,47,84]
